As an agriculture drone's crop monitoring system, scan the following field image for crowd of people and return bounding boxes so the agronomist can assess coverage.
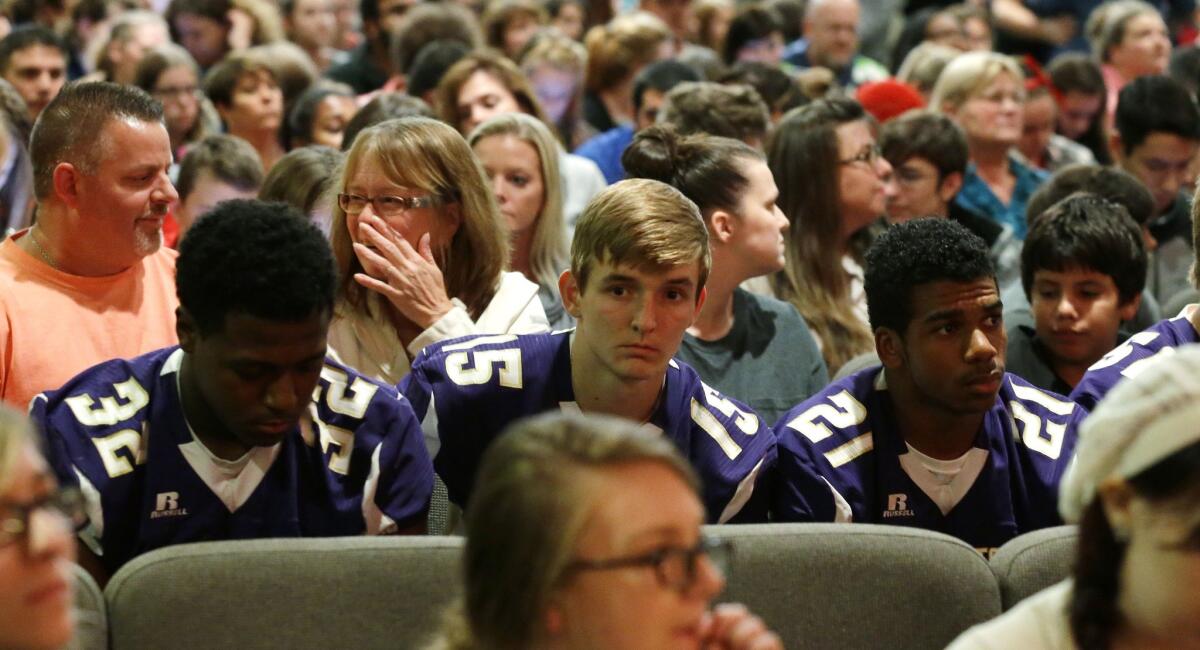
[1,0,1200,646]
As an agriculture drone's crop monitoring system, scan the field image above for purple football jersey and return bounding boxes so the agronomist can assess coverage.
[1070,312,1200,412]
[402,331,777,523]
[33,347,433,573]
[774,366,1082,556]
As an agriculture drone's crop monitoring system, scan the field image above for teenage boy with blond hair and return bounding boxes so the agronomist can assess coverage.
[403,179,777,525]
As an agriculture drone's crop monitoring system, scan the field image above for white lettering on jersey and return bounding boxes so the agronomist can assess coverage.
[318,367,379,419]
[92,427,146,478]
[65,377,151,427]
[700,383,758,434]
[786,390,868,444]
[445,349,523,388]
[824,432,874,468]
[690,398,743,460]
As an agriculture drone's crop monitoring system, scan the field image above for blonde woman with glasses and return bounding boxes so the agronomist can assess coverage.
[427,412,782,650]
[0,406,83,650]
[327,117,549,385]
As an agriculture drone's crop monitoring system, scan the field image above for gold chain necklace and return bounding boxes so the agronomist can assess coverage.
[26,227,57,269]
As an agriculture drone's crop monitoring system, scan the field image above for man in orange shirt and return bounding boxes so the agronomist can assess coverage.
[0,82,180,408]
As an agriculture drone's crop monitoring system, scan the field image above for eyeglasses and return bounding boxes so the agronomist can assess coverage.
[839,144,882,167]
[337,192,450,217]
[566,535,732,594]
[0,488,86,548]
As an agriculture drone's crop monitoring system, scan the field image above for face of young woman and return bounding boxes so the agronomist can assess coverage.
[473,133,545,237]
[457,70,522,134]
[1109,12,1170,79]
[548,461,724,649]
[0,445,76,650]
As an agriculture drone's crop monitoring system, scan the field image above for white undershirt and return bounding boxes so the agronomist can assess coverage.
[899,443,989,516]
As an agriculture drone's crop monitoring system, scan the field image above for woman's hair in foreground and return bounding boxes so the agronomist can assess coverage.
[0,406,30,494]
[431,412,698,650]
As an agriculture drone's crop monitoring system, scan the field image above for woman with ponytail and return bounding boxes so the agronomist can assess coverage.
[622,124,828,423]
[949,346,1200,649]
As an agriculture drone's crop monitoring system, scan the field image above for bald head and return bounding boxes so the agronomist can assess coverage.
[803,0,860,71]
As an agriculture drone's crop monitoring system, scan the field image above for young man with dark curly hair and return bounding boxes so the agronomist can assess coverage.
[773,218,1085,557]
[32,200,434,584]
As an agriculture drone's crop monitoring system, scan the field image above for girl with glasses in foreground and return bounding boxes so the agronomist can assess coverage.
[0,406,82,650]
[428,412,782,649]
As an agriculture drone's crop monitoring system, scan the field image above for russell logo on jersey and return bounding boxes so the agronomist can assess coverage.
[150,491,189,519]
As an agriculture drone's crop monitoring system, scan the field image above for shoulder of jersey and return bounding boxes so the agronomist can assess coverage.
[776,369,877,453]
[999,373,1080,418]
[33,348,173,432]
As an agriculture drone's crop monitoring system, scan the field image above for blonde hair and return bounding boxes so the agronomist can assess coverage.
[1086,0,1161,62]
[429,412,699,650]
[584,12,673,94]
[435,51,551,134]
[520,32,587,147]
[0,407,31,495]
[896,42,960,97]
[929,51,1025,112]
[468,113,568,294]
[570,178,710,292]
[330,117,509,318]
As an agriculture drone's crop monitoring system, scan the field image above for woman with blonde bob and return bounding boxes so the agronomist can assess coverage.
[327,117,548,385]
[950,346,1200,649]
[435,51,606,227]
[0,407,82,650]
[427,412,782,650]
[932,51,1045,239]
[469,113,572,329]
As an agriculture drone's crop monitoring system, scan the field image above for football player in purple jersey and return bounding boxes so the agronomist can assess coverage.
[34,200,433,583]
[774,218,1084,555]
[404,179,777,527]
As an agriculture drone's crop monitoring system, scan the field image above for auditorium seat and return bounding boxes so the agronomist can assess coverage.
[68,562,106,650]
[707,523,1002,649]
[989,525,1078,610]
[104,536,464,650]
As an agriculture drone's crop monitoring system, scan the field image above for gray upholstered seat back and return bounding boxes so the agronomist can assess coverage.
[990,525,1078,610]
[706,523,1003,650]
[104,536,464,650]
[67,562,106,650]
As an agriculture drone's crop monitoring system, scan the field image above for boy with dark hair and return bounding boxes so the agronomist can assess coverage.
[879,110,1020,289]
[1071,185,1200,412]
[1010,164,1162,335]
[173,134,265,241]
[574,60,701,184]
[774,218,1083,557]
[1110,75,1200,304]
[33,200,433,582]
[0,26,67,119]
[403,179,777,527]
[1008,194,1147,394]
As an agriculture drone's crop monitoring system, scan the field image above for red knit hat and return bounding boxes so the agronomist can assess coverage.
[855,79,926,123]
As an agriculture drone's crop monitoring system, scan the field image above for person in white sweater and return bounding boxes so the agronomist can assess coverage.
[949,346,1200,649]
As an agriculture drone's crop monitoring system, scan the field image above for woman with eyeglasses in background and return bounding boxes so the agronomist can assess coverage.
[427,412,782,650]
[0,406,82,650]
[134,43,219,160]
[327,117,549,386]
[764,97,892,375]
